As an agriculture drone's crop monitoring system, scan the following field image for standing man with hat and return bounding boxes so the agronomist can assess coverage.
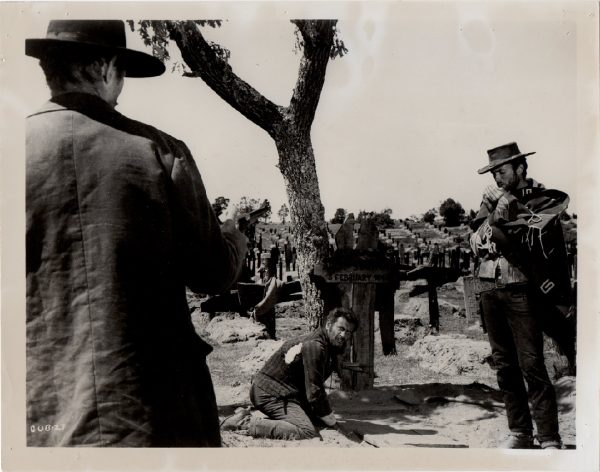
[25,20,248,446]
[470,142,575,449]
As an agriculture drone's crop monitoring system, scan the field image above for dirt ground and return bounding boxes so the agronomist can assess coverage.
[191,280,576,449]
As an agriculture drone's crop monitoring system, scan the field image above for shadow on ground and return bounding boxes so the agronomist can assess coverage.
[218,379,575,448]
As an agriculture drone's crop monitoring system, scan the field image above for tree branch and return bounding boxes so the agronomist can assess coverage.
[288,20,336,134]
[166,20,285,136]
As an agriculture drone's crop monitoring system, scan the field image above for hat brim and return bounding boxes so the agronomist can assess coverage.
[477,151,536,174]
[25,38,165,78]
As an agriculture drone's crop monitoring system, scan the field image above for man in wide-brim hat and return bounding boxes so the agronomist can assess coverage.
[26,19,166,78]
[25,20,248,447]
[470,142,575,450]
[476,141,536,175]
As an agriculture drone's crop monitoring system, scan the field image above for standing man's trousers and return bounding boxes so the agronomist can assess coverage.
[481,284,560,443]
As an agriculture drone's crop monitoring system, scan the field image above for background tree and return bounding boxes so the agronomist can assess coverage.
[356,210,372,221]
[129,20,347,327]
[233,196,260,220]
[423,209,436,224]
[260,199,272,223]
[278,203,290,224]
[378,208,395,229]
[330,208,347,224]
[357,208,394,229]
[211,196,230,218]
[439,198,465,227]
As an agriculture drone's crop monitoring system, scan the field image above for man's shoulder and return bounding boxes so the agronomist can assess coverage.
[300,329,329,354]
[111,111,189,155]
[118,114,185,147]
[515,180,570,212]
[283,329,321,347]
[29,93,189,154]
[276,329,326,354]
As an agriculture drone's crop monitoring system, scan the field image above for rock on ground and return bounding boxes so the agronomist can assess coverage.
[407,334,495,385]
[205,314,269,344]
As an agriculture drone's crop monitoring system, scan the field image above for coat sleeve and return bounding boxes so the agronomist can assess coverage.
[301,340,332,417]
[168,142,244,294]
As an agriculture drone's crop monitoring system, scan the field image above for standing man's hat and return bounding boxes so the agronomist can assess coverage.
[478,142,536,174]
[25,20,165,78]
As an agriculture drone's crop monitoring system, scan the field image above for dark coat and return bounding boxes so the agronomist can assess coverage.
[26,93,242,446]
[472,179,573,315]
[252,328,339,418]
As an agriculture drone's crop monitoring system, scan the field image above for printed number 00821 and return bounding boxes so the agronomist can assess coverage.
[30,424,65,432]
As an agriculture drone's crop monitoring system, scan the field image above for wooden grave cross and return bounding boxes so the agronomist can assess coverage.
[314,216,394,391]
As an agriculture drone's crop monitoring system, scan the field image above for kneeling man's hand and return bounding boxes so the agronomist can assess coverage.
[320,413,337,427]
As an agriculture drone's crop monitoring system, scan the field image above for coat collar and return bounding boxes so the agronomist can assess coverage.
[29,92,116,118]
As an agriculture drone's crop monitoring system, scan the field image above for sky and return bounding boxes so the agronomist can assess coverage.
[10,2,596,220]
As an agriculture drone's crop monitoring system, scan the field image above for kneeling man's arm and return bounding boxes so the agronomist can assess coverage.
[302,340,333,420]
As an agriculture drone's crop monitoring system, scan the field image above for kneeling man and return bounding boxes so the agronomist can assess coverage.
[223,307,358,439]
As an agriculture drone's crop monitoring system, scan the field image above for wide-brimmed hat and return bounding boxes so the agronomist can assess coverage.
[478,142,535,174]
[25,20,165,78]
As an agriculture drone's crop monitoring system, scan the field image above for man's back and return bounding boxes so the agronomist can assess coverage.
[26,93,233,446]
[253,328,336,417]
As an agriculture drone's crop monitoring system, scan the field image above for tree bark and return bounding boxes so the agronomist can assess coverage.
[157,20,335,328]
[275,128,329,328]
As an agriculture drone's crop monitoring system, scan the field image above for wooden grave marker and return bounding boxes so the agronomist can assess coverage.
[313,216,394,390]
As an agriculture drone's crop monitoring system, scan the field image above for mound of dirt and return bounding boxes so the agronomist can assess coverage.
[395,290,410,303]
[186,289,207,312]
[394,315,423,329]
[205,314,269,344]
[407,334,495,385]
[275,300,304,318]
[396,294,464,324]
[397,298,429,318]
[438,300,465,318]
[398,280,428,293]
[190,310,212,335]
[239,339,284,375]
[393,315,427,345]
[438,277,465,295]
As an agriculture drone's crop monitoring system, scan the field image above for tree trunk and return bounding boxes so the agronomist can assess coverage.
[153,19,337,327]
[275,128,329,329]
